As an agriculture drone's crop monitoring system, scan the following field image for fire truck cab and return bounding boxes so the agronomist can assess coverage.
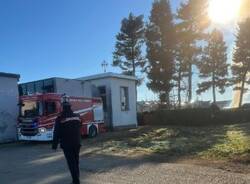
[18,93,105,141]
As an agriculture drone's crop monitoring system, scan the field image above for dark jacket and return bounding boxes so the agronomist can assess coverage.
[52,112,81,150]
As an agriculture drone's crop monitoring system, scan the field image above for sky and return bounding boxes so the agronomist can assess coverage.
[0,0,236,102]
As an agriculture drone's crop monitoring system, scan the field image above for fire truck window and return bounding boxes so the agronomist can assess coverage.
[21,101,39,117]
[120,87,129,111]
[44,102,56,115]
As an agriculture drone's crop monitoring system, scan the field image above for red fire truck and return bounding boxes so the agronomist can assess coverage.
[18,93,105,141]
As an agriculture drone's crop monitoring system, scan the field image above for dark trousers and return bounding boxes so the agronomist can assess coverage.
[63,146,80,184]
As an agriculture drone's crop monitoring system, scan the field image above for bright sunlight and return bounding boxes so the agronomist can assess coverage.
[209,0,242,24]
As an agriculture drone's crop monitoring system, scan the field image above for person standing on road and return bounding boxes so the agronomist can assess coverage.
[52,96,81,184]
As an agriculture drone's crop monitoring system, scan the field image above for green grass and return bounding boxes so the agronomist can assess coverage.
[199,127,250,160]
[86,123,250,161]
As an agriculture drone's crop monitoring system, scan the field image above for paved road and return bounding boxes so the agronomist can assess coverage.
[0,142,250,184]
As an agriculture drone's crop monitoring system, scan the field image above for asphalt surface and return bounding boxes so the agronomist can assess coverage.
[0,142,250,184]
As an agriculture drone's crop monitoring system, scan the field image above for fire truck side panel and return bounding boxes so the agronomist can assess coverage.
[18,94,105,141]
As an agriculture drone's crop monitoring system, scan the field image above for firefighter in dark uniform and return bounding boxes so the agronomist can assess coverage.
[52,96,81,184]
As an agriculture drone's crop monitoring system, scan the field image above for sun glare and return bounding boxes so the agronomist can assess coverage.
[209,0,242,24]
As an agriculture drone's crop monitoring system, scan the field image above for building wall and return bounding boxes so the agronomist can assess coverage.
[0,77,19,142]
[83,78,113,128]
[80,77,137,128]
[55,78,92,97]
[110,78,137,128]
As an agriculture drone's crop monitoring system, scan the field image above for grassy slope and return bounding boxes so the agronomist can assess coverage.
[84,123,250,162]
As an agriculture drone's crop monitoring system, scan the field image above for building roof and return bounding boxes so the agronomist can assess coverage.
[76,72,137,81]
[0,72,20,79]
[19,72,137,85]
[20,77,70,85]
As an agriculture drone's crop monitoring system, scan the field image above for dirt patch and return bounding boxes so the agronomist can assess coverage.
[171,157,250,174]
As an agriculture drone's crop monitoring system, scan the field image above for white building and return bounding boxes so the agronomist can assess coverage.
[77,73,137,129]
[0,72,20,143]
[19,72,138,129]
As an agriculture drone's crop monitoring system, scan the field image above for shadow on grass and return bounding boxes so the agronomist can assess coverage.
[1,123,250,184]
[75,123,250,176]
[200,123,250,162]
[82,125,230,163]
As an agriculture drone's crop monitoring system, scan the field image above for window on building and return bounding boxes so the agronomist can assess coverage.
[98,86,107,112]
[19,84,27,96]
[35,81,44,93]
[44,101,57,115]
[43,79,55,93]
[120,87,129,111]
[19,79,56,96]
[26,83,35,95]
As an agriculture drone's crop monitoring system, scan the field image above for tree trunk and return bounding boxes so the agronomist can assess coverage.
[239,79,246,108]
[188,63,192,103]
[132,61,136,77]
[239,69,248,107]
[131,46,136,77]
[166,91,170,109]
[212,82,216,104]
[178,70,181,109]
[134,65,137,111]
[131,46,137,109]
[212,72,216,104]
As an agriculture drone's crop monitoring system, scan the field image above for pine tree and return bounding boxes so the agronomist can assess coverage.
[197,29,228,103]
[232,18,250,107]
[145,0,176,106]
[174,50,186,108]
[113,13,145,77]
[176,0,210,103]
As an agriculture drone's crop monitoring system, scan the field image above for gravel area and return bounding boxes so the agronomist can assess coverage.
[0,142,250,184]
[83,161,250,184]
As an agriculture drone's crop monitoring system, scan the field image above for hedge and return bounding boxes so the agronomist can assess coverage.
[139,108,250,126]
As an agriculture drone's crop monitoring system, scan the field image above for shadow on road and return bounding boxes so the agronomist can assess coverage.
[1,123,250,183]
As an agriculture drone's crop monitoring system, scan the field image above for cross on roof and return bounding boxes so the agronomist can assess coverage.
[101,60,108,73]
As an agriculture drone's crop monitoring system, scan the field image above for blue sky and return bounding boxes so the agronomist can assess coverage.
[0,0,235,102]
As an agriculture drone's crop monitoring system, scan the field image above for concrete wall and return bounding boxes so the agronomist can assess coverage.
[0,77,19,142]
[79,77,137,128]
[83,78,113,128]
[55,78,93,97]
[110,78,137,128]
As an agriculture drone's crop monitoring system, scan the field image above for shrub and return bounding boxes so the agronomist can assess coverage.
[142,108,250,126]
[137,112,145,126]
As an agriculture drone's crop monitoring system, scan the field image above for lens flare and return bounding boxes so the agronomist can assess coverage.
[209,0,242,24]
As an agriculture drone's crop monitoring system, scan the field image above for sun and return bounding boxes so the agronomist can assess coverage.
[209,0,242,24]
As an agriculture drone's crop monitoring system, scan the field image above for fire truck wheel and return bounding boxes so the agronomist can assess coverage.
[88,125,97,138]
